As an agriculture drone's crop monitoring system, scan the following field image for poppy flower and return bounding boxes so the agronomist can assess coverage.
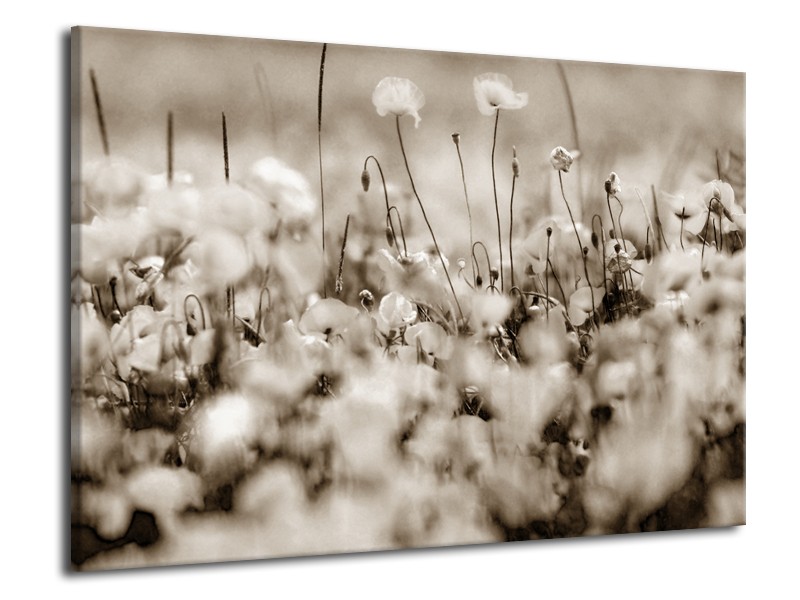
[378,291,418,331]
[298,298,360,340]
[549,146,574,172]
[568,285,606,325]
[372,77,425,128]
[245,156,317,235]
[473,73,528,116]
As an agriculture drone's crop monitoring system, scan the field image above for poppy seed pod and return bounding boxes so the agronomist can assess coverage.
[361,168,370,192]
[452,133,461,146]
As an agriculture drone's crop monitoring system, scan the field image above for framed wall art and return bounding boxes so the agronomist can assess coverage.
[70,26,745,571]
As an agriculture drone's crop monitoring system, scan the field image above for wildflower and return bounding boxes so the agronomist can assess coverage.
[298,297,360,340]
[378,291,418,330]
[470,291,513,336]
[372,77,425,128]
[404,322,453,359]
[567,285,605,325]
[605,172,622,196]
[604,239,637,275]
[549,146,574,173]
[377,248,450,307]
[244,156,316,234]
[473,73,528,116]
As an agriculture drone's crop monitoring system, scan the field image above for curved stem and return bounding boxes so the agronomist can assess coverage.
[256,287,271,337]
[183,293,207,331]
[559,171,596,325]
[490,110,504,292]
[472,241,492,288]
[395,116,464,321]
[364,155,398,253]
[452,135,475,286]
[386,205,408,256]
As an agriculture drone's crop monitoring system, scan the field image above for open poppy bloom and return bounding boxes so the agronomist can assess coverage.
[372,77,425,128]
[473,73,528,116]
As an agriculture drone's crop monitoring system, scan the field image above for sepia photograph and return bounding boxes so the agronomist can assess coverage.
[70,25,745,571]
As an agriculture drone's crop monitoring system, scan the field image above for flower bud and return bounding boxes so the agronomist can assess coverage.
[476,274,484,287]
[549,146,574,172]
[359,289,374,309]
[591,231,599,250]
[385,226,395,247]
[604,171,621,196]
[512,146,520,178]
[361,168,370,192]
[546,226,553,237]
[644,243,653,263]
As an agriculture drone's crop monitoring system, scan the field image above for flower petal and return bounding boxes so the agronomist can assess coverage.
[372,77,425,127]
[473,73,528,116]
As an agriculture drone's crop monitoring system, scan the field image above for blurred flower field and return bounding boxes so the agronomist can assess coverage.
[71,28,745,570]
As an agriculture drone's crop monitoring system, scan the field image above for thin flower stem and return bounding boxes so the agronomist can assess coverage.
[592,214,613,323]
[317,43,328,298]
[395,116,464,321]
[386,206,408,256]
[651,185,668,252]
[556,61,582,212]
[364,155,400,254]
[92,285,107,319]
[700,198,714,274]
[183,293,207,331]
[547,258,568,308]
[509,170,517,290]
[472,241,492,288]
[545,234,551,322]
[452,135,476,286]
[256,286,271,336]
[612,195,637,293]
[559,171,595,326]
[680,208,686,251]
[490,110,504,292]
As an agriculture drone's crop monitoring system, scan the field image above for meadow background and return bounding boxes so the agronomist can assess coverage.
[3,1,796,598]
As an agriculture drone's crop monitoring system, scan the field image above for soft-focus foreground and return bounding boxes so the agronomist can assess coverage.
[71,29,745,570]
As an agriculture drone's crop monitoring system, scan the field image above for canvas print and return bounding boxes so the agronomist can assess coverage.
[70,27,745,570]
